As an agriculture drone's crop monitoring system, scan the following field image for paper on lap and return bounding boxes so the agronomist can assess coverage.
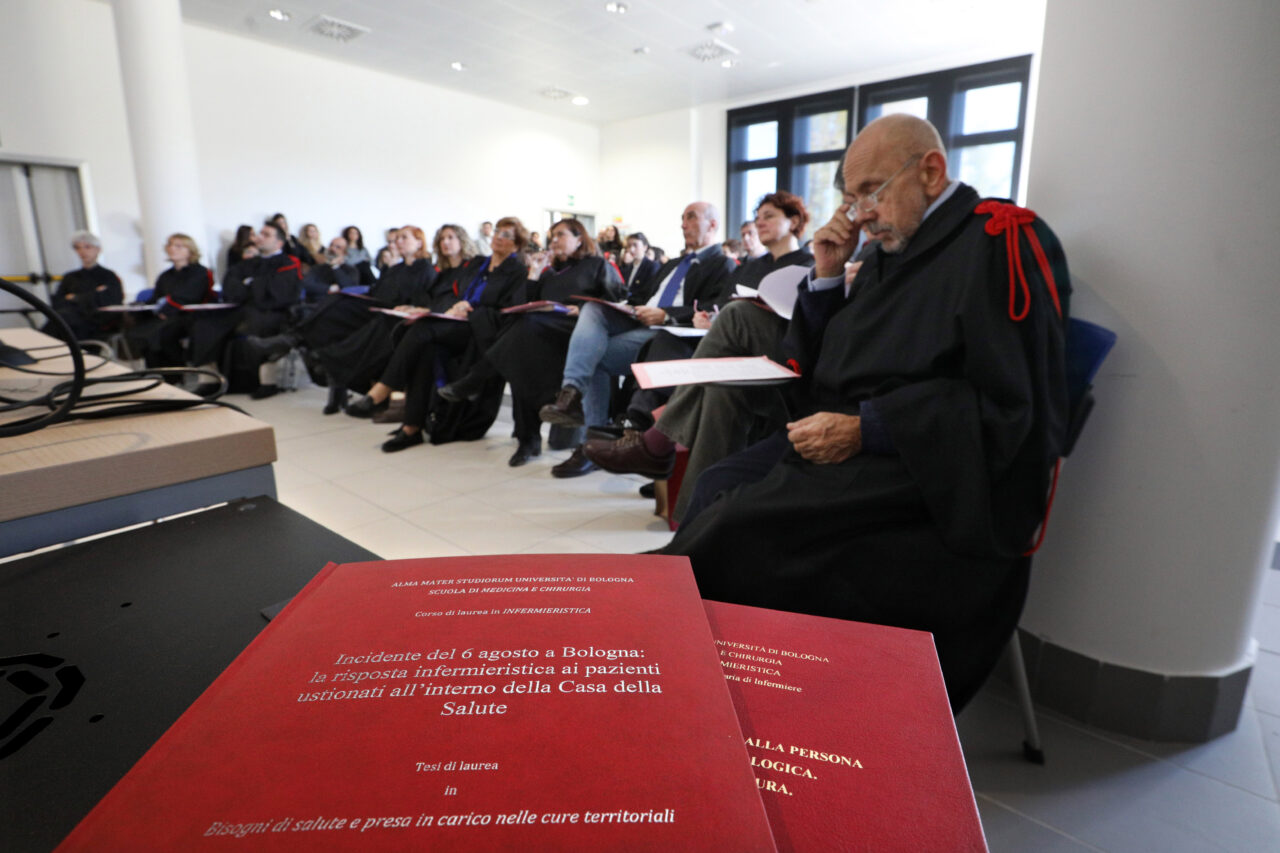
[732,264,810,320]
[631,356,799,389]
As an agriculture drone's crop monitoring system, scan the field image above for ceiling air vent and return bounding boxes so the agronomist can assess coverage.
[688,38,739,63]
[540,87,572,100]
[308,15,370,43]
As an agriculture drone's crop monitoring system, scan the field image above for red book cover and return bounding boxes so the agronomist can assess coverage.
[56,556,776,852]
[703,601,987,853]
[570,295,637,317]
[501,300,570,314]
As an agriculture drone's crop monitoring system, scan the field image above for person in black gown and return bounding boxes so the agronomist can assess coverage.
[657,115,1072,712]
[439,218,624,465]
[45,231,124,342]
[126,232,215,368]
[377,217,532,452]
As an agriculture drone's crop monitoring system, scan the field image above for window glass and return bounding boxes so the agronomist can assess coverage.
[866,96,929,121]
[730,121,779,162]
[792,161,841,239]
[954,142,1016,199]
[794,110,847,154]
[960,82,1022,134]
[730,167,778,231]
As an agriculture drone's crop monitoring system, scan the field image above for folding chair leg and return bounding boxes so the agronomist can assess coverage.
[1008,632,1045,764]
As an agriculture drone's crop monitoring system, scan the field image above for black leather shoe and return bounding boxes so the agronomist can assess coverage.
[508,439,542,467]
[249,383,279,400]
[381,428,424,453]
[547,423,583,450]
[438,373,484,403]
[639,481,656,499]
[245,333,297,361]
[551,445,597,478]
[322,386,348,415]
[539,385,585,426]
[345,395,388,418]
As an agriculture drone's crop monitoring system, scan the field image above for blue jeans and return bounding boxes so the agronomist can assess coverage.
[561,302,658,427]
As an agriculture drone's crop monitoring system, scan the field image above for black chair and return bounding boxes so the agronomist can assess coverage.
[1009,317,1118,762]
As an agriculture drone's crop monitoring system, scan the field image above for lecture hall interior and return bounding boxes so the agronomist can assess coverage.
[1,0,1278,850]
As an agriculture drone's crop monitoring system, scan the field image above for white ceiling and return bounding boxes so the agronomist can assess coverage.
[178,0,1045,125]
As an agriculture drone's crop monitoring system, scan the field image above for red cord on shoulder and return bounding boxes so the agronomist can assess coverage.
[277,258,303,280]
[975,200,1062,321]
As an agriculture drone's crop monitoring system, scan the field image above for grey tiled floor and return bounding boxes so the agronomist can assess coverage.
[242,385,1280,853]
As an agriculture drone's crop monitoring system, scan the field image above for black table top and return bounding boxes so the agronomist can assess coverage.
[0,497,380,852]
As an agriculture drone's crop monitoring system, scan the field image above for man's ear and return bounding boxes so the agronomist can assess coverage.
[919,149,949,193]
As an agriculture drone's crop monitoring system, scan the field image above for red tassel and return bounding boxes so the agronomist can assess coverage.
[785,358,801,376]
[975,200,1062,321]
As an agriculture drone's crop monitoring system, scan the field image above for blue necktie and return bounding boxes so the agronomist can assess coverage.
[656,254,695,308]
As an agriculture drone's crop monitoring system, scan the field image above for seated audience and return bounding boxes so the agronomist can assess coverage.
[44,231,124,342]
[598,224,624,257]
[656,114,1072,711]
[537,201,736,477]
[270,213,315,265]
[585,191,816,506]
[618,232,659,297]
[740,220,767,260]
[298,223,325,268]
[438,218,624,466]
[300,236,359,298]
[126,232,215,368]
[375,217,531,452]
[189,220,303,398]
[226,224,255,268]
[476,221,494,256]
[341,225,376,287]
[338,224,480,419]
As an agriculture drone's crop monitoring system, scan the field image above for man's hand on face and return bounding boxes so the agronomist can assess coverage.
[787,412,862,463]
[811,203,861,279]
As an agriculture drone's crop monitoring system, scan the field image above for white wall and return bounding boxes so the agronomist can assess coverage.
[0,0,600,294]
[0,0,143,287]
[1021,0,1280,675]
[182,24,600,275]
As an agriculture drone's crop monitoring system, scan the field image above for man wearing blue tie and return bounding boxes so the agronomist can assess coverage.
[540,201,738,477]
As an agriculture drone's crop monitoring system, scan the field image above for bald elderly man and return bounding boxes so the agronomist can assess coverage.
[658,115,1072,711]
[539,201,737,477]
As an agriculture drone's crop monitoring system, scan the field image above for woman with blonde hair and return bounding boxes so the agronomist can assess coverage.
[128,232,215,367]
[372,216,532,450]
[298,223,324,267]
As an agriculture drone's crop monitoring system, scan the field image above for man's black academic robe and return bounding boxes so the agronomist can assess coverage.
[661,183,1071,710]
[46,264,124,340]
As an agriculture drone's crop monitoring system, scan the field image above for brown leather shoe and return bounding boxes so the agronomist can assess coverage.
[582,429,676,479]
[539,385,585,426]
[551,445,597,478]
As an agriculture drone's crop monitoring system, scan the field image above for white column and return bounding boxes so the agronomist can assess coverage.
[1023,0,1280,676]
[110,0,205,287]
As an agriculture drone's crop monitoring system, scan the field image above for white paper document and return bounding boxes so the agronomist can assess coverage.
[732,263,810,320]
[631,356,799,389]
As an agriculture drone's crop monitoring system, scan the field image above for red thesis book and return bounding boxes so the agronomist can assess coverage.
[703,601,987,853]
[570,294,637,317]
[501,300,570,314]
[56,556,776,852]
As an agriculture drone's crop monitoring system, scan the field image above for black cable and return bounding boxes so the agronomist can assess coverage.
[1,366,241,426]
[0,279,84,437]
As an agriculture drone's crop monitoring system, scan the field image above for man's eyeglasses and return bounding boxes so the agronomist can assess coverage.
[848,154,922,214]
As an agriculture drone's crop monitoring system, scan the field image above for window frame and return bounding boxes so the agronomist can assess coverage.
[858,55,1033,199]
[725,87,856,236]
